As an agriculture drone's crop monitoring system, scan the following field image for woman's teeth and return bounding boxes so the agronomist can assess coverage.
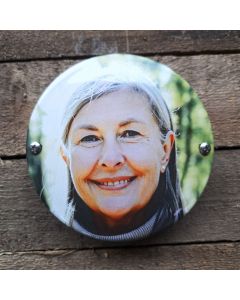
[100,179,130,186]
[91,177,137,188]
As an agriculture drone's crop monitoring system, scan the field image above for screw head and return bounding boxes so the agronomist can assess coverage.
[199,142,211,156]
[30,142,42,155]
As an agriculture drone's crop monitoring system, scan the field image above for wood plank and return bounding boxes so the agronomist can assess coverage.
[0,53,240,156]
[1,242,240,269]
[1,31,240,61]
[0,150,239,252]
[129,30,240,55]
[0,31,127,61]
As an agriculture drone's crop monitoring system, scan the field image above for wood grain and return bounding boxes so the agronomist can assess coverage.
[0,53,240,156]
[0,150,239,253]
[1,31,240,270]
[1,242,240,269]
[0,31,240,61]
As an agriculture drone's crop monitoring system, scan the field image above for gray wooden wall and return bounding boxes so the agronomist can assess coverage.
[0,31,239,269]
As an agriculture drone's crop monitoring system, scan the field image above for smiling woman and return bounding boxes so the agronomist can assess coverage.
[27,54,214,242]
[59,79,183,240]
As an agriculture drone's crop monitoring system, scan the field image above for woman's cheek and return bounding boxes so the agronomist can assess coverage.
[70,146,100,178]
[122,142,162,172]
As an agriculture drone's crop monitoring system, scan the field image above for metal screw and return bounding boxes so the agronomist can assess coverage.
[30,142,42,155]
[199,142,211,156]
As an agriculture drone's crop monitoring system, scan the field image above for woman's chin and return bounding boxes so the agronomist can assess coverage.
[95,196,138,219]
[88,179,139,215]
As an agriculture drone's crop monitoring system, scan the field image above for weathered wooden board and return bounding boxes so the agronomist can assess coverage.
[1,31,240,62]
[1,53,240,156]
[1,241,240,269]
[0,150,239,253]
[1,31,240,270]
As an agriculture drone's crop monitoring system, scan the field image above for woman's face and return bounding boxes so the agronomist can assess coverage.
[64,89,173,220]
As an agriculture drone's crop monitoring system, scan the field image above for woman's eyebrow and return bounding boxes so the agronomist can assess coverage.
[73,119,145,132]
[74,124,98,131]
[119,118,146,127]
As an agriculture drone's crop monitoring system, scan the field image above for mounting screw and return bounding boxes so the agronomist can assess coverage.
[30,142,42,155]
[199,142,211,156]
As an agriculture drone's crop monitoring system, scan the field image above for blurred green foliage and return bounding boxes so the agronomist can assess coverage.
[166,73,214,212]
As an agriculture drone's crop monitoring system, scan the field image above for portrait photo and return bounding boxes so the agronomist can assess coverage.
[27,54,214,241]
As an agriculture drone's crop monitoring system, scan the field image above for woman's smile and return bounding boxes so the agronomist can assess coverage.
[89,176,137,191]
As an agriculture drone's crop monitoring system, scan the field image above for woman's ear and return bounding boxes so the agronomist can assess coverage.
[60,144,69,166]
[160,131,175,173]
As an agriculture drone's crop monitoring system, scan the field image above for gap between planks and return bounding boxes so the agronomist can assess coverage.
[2,49,240,64]
[1,146,239,161]
[1,239,240,257]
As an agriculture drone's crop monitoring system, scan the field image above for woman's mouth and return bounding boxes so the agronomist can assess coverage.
[90,176,137,191]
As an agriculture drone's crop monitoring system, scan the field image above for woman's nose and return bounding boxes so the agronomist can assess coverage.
[99,140,125,169]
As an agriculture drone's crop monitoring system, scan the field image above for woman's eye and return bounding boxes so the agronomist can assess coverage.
[121,130,141,138]
[80,135,100,143]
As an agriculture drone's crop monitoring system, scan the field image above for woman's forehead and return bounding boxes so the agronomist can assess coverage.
[70,89,155,128]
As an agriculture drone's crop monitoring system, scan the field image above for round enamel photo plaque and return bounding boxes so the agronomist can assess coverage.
[27,54,214,241]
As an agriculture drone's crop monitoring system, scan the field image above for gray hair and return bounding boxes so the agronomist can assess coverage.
[61,78,173,146]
